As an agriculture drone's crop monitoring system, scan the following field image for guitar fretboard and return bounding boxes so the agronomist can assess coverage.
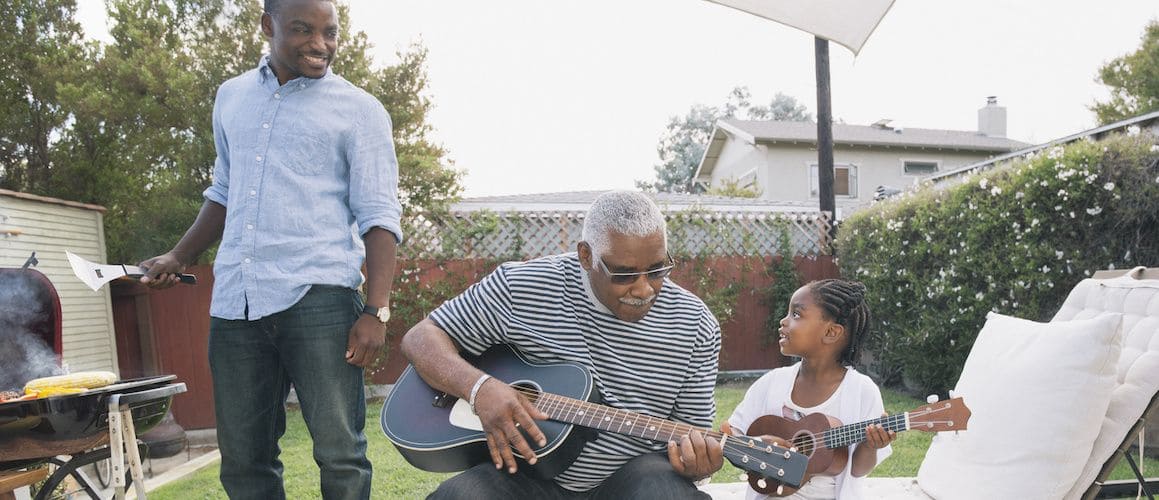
[533,392,724,443]
[823,413,908,449]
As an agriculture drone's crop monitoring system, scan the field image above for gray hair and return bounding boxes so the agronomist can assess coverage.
[581,191,667,258]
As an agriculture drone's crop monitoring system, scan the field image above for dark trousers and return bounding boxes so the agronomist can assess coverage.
[209,285,371,500]
[428,452,710,500]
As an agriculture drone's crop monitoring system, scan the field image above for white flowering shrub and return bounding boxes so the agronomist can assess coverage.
[837,134,1159,393]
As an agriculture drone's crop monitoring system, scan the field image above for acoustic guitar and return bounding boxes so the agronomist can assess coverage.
[382,344,810,489]
[740,396,971,495]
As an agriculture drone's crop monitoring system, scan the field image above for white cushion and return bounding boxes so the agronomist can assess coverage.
[1051,274,1159,499]
[917,311,1123,500]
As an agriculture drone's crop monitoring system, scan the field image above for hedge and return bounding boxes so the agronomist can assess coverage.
[836,133,1159,393]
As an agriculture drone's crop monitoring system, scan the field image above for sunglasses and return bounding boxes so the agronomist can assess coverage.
[594,252,676,285]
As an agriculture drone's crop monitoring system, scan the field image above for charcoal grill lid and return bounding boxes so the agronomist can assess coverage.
[0,267,63,356]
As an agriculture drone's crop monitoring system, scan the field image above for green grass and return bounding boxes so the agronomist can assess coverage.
[152,387,1159,499]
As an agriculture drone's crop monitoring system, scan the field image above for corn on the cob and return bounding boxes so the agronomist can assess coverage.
[23,371,117,394]
[32,387,89,397]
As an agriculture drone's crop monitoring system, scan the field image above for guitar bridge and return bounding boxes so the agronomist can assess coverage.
[432,392,457,408]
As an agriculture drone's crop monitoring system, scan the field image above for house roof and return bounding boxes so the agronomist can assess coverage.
[924,109,1159,184]
[451,190,822,214]
[0,189,106,213]
[723,119,1029,151]
[695,118,1030,182]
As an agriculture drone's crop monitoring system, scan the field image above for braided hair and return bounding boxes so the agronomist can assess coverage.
[806,279,872,366]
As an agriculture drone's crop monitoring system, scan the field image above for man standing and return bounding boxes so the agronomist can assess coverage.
[140,1,401,498]
[401,191,722,499]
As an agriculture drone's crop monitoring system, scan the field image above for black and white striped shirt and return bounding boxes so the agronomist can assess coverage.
[430,252,721,492]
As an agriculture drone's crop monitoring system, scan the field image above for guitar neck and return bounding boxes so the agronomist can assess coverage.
[823,412,909,449]
[534,392,722,443]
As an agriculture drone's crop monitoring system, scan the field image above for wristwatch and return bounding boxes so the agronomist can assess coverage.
[362,304,391,324]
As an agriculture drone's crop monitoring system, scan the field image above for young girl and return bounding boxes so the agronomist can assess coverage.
[726,279,894,500]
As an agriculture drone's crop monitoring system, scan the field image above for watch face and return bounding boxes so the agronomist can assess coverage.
[376,307,391,323]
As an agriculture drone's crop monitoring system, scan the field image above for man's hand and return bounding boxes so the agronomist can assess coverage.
[346,314,386,367]
[667,430,724,481]
[138,252,187,289]
[472,379,549,474]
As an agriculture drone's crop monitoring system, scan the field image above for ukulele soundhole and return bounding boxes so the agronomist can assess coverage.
[792,430,816,456]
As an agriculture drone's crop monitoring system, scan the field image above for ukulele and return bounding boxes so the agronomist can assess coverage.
[382,344,810,488]
[741,397,971,496]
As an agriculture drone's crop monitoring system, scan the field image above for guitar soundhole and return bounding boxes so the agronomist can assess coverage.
[792,431,816,456]
[511,380,543,404]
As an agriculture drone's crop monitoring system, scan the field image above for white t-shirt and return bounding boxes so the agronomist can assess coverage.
[727,362,892,500]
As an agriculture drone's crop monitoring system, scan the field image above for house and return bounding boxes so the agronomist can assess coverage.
[0,189,119,374]
[692,98,1030,216]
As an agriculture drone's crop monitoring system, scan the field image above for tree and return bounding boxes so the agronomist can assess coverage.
[0,0,90,193]
[638,87,811,193]
[1092,20,1159,125]
[706,178,762,198]
[1,0,460,262]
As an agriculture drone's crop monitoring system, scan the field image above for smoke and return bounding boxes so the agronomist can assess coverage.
[1,272,65,392]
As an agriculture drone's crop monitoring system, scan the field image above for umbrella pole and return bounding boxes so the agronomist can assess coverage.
[814,36,836,250]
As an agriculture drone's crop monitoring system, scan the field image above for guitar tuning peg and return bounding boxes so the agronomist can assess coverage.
[926,394,939,404]
[948,390,957,399]
[757,478,767,489]
[738,473,747,482]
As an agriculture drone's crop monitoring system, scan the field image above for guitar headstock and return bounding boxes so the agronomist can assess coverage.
[722,435,808,488]
[908,396,971,433]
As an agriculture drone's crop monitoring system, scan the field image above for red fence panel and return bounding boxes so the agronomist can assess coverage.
[113,257,838,429]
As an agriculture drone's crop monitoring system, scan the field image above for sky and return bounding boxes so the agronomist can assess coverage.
[75,0,1159,197]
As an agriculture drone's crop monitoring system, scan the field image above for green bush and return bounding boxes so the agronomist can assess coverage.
[837,134,1159,393]
[760,226,801,346]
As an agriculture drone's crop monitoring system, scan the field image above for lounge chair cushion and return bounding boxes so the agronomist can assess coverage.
[917,311,1123,500]
[1051,274,1159,499]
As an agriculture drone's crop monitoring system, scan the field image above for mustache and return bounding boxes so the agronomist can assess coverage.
[619,295,656,307]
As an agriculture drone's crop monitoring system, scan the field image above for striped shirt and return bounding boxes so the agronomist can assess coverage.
[429,252,721,492]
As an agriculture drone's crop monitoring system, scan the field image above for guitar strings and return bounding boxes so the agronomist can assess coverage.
[504,385,797,471]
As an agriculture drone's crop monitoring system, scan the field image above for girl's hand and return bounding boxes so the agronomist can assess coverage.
[864,417,896,450]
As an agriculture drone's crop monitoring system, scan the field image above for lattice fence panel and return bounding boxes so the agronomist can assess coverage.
[400,210,830,260]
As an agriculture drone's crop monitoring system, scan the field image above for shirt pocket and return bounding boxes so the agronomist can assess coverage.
[285,134,329,176]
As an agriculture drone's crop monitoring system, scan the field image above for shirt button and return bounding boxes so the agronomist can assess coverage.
[243,258,251,264]
[274,93,281,99]
[246,224,254,230]
[255,155,263,162]
[262,123,270,129]
[249,190,257,196]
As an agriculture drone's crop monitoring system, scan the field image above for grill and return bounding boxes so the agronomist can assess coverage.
[0,258,186,499]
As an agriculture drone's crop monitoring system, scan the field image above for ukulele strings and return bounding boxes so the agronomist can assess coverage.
[788,405,956,450]
[506,385,793,464]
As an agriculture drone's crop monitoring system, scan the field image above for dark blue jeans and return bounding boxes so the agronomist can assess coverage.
[209,285,370,500]
[427,453,710,500]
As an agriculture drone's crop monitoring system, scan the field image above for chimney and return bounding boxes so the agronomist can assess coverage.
[977,96,1006,137]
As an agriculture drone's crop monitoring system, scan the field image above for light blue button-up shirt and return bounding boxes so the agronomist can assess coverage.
[204,56,403,320]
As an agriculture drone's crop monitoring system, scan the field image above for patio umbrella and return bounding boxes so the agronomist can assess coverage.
[703,0,895,238]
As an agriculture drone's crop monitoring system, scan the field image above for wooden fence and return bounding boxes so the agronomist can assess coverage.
[111,255,837,429]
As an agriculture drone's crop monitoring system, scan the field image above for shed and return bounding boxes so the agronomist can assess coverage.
[0,189,118,374]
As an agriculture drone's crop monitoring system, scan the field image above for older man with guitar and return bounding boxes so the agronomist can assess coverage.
[393,191,740,499]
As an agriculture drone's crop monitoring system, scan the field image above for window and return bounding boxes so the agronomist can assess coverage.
[903,160,939,175]
[810,164,858,198]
